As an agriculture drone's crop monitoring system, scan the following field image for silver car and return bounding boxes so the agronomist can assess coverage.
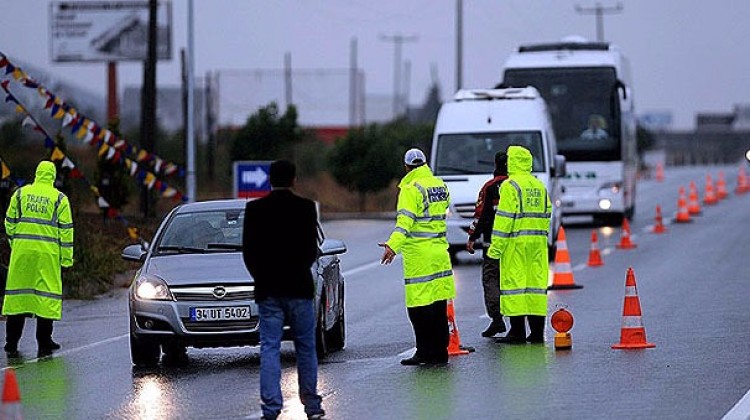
[121,199,347,367]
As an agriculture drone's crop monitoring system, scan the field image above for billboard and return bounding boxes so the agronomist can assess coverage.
[49,1,172,63]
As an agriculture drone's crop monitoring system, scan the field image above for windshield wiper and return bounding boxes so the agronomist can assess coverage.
[157,245,208,254]
[206,243,243,251]
[437,165,487,175]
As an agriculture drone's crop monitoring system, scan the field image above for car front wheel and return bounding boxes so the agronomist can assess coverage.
[315,301,329,359]
[325,285,345,352]
[130,334,160,367]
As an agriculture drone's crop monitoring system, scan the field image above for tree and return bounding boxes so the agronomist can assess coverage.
[328,124,402,211]
[230,103,305,162]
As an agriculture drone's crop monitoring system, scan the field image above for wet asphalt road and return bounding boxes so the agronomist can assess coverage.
[2,164,750,419]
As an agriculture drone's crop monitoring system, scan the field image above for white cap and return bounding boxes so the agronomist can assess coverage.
[404,148,427,166]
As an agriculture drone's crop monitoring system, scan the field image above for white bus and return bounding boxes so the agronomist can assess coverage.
[500,36,637,225]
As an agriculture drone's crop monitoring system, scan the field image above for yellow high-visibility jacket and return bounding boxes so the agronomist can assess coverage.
[3,161,74,320]
[488,146,550,317]
[386,165,456,308]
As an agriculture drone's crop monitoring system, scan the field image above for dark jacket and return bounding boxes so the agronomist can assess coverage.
[468,175,507,245]
[242,189,319,300]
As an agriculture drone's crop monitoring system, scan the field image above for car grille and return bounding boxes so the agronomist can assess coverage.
[454,203,475,218]
[170,285,254,302]
[182,317,260,332]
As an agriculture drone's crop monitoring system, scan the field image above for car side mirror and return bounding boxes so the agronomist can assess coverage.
[320,239,347,256]
[122,243,147,262]
[552,154,567,178]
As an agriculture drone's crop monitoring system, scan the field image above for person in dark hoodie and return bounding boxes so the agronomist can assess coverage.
[466,151,508,338]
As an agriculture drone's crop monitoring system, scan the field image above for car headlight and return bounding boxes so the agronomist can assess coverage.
[598,182,621,196]
[134,275,174,301]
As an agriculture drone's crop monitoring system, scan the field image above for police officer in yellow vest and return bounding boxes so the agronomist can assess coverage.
[380,148,456,365]
[3,161,74,358]
[488,146,550,344]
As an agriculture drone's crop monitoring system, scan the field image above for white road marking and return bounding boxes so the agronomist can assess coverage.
[1,333,128,370]
[342,259,395,277]
[723,388,750,420]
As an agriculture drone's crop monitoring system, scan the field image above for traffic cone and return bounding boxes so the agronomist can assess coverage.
[587,230,604,267]
[549,226,583,290]
[717,171,728,200]
[447,300,474,356]
[673,186,692,223]
[652,205,667,234]
[616,218,637,249]
[704,175,718,205]
[612,267,655,349]
[736,167,748,194]
[1,368,23,420]
[687,182,702,215]
[655,162,664,182]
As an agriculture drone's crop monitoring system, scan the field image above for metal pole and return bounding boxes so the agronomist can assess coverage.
[379,34,418,119]
[574,2,623,42]
[349,37,358,127]
[186,0,196,203]
[455,0,463,93]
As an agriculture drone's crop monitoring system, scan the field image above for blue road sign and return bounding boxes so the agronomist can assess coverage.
[233,161,272,198]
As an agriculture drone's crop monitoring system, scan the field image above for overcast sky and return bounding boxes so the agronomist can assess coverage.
[2,0,750,129]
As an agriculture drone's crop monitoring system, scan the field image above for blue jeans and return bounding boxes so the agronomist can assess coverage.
[258,297,323,419]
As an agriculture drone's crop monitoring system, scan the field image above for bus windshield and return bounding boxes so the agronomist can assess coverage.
[503,67,620,162]
[434,131,545,176]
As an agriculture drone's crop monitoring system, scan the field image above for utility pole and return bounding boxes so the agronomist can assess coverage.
[574,2,623,42]
[186,0,196,203]
[379,33,418,119]
[455,0,463,93]
[140,0,158,217]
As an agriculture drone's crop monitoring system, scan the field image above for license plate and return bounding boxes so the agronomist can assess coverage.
[190,306,252,321]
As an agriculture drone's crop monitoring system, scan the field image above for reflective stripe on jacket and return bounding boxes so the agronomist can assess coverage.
[487,146,550,317]
[386,165,456,307]
[3,161,74,319]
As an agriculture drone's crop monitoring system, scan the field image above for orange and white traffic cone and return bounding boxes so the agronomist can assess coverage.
[549,227,583,290]
[587,230,604,267]
[717,171,728,200]
[447,300,474,356]
[687,182,702,215]
[652,205,667,234]
[616,218,637,249]
[673,186,692,223]
[704,175,718,205]
[612,267,655,349]
[655,162,664,182]
[1,368,23,420]
[736,166,748,195]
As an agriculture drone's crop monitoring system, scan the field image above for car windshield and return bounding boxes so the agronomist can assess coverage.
[156,210,244,254]
[434,131,545,175]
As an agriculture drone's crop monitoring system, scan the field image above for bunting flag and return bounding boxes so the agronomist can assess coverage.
[0,83,188,243]
[1,159,11,180]
[0,79,187,201]
[0,50,185,179]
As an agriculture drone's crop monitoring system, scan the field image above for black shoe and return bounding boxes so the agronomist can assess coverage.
[495,335,526,344]
[5,347,20,359]
[481,319,507,337]
[43,340,61,351]
[307,411,326,419]
[400,355,428,366]
[526,335,544,344]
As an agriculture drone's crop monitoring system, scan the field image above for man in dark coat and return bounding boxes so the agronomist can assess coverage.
[242,159,325,420]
